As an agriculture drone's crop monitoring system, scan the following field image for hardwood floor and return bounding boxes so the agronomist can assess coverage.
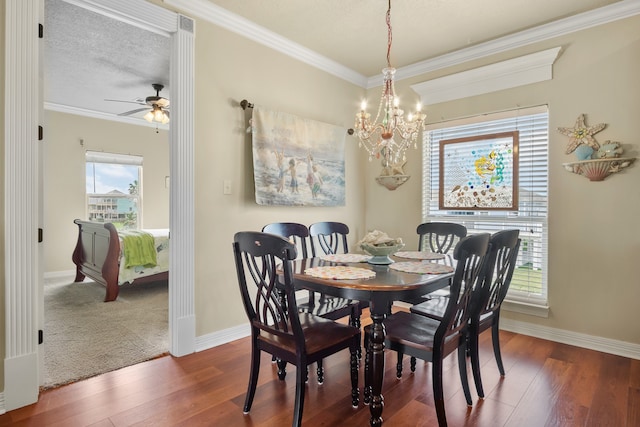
[1,309,638,426]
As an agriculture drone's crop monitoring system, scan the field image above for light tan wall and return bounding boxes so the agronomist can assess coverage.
[366,15,640,344]
[43,111,169,273]
[190,18,365,335]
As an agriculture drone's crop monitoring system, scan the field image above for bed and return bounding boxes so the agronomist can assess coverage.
[72,219,170,302]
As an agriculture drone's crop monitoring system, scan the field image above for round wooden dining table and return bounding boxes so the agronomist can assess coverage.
[291,255,454,427]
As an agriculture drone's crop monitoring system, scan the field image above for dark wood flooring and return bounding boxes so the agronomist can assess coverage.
[1,309,638,426]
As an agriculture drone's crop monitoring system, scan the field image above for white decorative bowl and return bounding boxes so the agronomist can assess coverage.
[361,243,405,265]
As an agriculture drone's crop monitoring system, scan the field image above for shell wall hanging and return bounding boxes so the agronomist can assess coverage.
[557,114,635,181]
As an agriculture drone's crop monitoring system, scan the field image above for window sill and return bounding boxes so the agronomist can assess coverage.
[502,299,549,318]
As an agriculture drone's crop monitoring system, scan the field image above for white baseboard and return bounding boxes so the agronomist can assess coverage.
[500,318,640,360]
[193,316,640,362]
[195,323,251,352]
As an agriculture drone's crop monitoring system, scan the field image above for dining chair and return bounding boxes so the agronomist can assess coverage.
[364,232,491,427]
[233,231,360,427]
[262,221,362,379]
[417,221,468,253]
[308,221,350,256]
[410,229,521,398]
[400,222,468,305]
[307,222,368,322]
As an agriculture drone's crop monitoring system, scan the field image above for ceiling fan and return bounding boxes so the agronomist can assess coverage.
[106,83,170,124]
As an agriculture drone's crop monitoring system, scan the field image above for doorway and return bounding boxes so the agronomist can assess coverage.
[4,0,196,410]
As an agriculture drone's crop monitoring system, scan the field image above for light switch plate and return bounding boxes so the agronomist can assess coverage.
[223,180,232,195]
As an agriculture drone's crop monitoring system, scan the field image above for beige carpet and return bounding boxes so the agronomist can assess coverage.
[43,276,169,389]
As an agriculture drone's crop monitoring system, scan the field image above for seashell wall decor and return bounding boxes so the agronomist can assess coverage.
[558,114,636,181]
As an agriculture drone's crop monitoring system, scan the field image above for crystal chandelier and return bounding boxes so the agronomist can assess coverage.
[354,0,425,189]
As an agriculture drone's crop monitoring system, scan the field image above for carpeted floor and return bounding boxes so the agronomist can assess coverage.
[43,276,169,389]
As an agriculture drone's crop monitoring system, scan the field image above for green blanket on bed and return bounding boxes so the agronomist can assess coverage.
[120,230,157,268]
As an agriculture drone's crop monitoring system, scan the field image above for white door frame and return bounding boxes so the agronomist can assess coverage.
[4,0,196,410]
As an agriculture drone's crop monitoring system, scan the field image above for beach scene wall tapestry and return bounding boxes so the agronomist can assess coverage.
[251,106,346,206]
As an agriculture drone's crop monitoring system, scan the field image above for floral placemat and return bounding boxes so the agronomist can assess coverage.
[389,262,454,275]
[304,266,376,280]
[319,253,372,263]
[395,251,446,260]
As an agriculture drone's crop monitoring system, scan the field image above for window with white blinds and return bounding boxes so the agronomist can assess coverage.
[422,106,549,306]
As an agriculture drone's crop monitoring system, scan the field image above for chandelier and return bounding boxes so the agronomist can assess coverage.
[354,0,425,189]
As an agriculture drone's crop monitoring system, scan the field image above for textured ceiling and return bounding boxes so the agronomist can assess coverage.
[44,0,171,119]
[44,0,625,121]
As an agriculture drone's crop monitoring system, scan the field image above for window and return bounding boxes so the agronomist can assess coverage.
[86,151,143,229]
[423,106,548,307]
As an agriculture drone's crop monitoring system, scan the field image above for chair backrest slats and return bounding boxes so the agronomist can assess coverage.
[417,222,467,253]
[262,222,309,259]
[474,230,521,319]
[309,222,349,256]
[436,233,490,348]
[233,231,302,340]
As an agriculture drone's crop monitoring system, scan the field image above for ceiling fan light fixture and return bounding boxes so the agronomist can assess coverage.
[153,107,165,122]
[144,110,154,122]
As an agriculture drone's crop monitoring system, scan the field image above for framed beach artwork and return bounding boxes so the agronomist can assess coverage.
[439,131,519,211]
[251,106,346,206]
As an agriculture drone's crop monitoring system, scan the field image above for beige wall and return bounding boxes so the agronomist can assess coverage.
[190,18,365,335]
[365,15,640,344]
[43,111,170,273]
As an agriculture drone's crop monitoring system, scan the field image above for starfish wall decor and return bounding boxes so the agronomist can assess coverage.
[557,113,606,154]
[558,113,636,181]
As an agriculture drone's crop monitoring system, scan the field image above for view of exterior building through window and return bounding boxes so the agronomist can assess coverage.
[86,151,142,229]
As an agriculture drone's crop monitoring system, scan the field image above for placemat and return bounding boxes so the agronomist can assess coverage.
[319,253,372,263]
[389,262,454,275]
[304,266,376,280]
[395,251,446,260]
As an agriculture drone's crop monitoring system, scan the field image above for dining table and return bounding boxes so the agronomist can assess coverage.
[290,253,455,427]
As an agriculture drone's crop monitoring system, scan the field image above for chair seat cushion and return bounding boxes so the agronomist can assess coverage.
[258,312,360,357]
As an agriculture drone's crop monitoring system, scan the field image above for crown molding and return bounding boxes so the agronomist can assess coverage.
[163,0,640,89]
[163,0,368,87]
[62,0,177,36]
[369,0,640,88]
[411,47,561,105]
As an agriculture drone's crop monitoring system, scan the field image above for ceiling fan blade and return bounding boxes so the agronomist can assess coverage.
[118,107,150,117]
[105,99,146,105]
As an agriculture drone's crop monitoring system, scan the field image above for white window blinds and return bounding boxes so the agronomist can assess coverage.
[423,106,549,306]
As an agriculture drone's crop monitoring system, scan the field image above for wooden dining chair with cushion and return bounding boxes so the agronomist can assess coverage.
[233,231,360,427]
[364,233,490,427]
[305,221,365,327]
[262,221,360,378]
[410,229,521,398]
